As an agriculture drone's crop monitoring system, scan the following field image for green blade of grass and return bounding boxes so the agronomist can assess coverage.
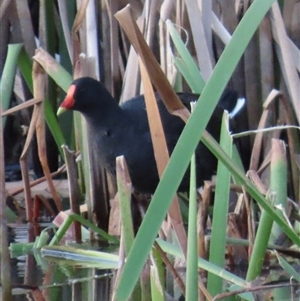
[186,102,198,301]
[150,265,165,301]
[0,43,23,127]
[116,156,135,255]
[49,214,119,245]
[166,20,205,93]
[269,139,287,243]
[173,58,202,94]
[18,47,33,91]
[42,245,119,264]
[44,99,67,159]
[207,111,232,296]
[246,196,274,282]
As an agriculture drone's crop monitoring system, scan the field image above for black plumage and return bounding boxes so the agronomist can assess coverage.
[58,77,240,193]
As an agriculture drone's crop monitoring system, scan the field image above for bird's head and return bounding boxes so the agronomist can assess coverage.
[57,77,114,116]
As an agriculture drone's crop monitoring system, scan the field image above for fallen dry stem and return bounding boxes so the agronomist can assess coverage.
[1,98,42,116]
[32,61,62,211]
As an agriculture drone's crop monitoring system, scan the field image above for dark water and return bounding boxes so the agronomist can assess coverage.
[8,224,300,301]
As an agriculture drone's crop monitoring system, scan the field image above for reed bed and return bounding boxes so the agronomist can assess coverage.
[1,1,299,301]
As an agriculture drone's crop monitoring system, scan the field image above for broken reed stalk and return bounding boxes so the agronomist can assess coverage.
[62,145,81,243]
[32,60,62,211]
[139,59,187,256]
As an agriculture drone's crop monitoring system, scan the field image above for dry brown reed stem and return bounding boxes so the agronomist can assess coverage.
[108,0,120,97]
[33,194,56,219]
[259,16,274,99]
[139,263,151,301]
[115,5,190,121]
[0,0,10,19]
[249,89,281,171]
[153,241,187,297]
[213,282,300,301]
[8,165,66,197]
[248,86,299,202]
[20,105,40,221]
[71,0,90,70]
[111,232,126,301]
[257,149,272,176]
[185,0,213,80]
[72,0,90,33]
[226,214,248,264]
[1,98,42,117]
[62,145,81,243]
[15,1,35,56]
[57,1,72,59]
[10,284,51,301]
[270,2,300,123]
[139,58,187,255]
[32,61,62,211]
[279,93,300,202]
[28,287,46,301]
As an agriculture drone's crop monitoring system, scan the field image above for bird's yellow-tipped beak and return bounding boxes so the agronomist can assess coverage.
[57,84,76,116]
[57,107,67,116]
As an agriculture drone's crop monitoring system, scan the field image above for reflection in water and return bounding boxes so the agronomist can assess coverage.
[9,224,114,301]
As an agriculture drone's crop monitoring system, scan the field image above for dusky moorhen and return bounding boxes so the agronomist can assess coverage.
[57,77,243,193]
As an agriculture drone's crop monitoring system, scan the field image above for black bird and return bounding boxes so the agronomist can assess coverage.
[57,77,243,193]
